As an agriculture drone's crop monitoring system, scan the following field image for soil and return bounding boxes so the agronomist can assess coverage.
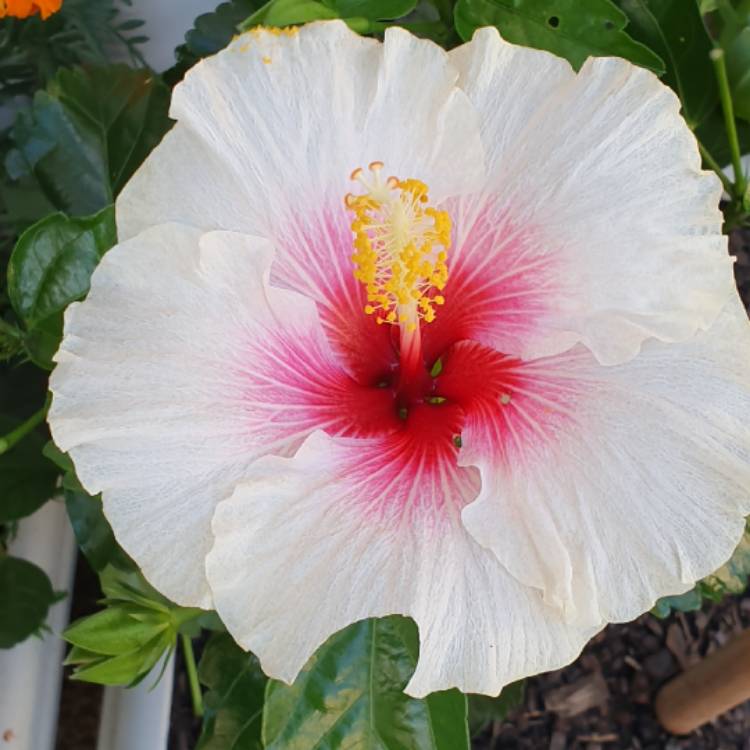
[55,556,104,750]
[475,592,750,750]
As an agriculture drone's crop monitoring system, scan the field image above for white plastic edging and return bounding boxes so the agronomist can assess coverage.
[115,0,223,72]
[96,655,175,750]
[0,499,77,750]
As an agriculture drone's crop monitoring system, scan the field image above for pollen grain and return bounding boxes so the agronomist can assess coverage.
[344,163,451,330]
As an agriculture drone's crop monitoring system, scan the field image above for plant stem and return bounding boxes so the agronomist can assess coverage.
[181,633,204,718]
[0,395,50,455]
[0,317,22,340]
[698,141,735,194]
[711,47,747,199]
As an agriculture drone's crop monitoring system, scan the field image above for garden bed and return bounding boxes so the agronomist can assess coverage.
[476,593,750,750]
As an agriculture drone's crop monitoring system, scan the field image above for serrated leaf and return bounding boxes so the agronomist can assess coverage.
[0,555,58,648]
[454,0,665,72]
[178,0,271,64]
[0,415,57,523]
[197,633,268,750]
[262,616,469,750]
[614,0,718,127]
[8,206,115,329]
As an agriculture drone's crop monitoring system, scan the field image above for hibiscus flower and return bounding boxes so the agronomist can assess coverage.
[48,22,750,697]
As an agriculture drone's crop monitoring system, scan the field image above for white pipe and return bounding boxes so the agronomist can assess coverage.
[96,655,175,750]
[0,499,77,750]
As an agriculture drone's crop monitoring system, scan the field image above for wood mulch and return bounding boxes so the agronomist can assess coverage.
[475,592,750,750]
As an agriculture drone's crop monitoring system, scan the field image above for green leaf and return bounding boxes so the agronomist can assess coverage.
[22,313,64,371]
[64,487,129,572]
[197,633,268,750]
[63,565,202,687]
[65,605,169,656]
[468,681,525,736]
[322,0,418,18]
[0,555,58,648]
[8,206,115,328]
[454,0,665,72]
[695,105,750,167]
[42,440,74,473]
[178,0,265,64]
[651,588,704,618]
[703,522,750,595]
[262,616,469,750]
[5,66,170,221]
[70,631,172,686]
[241,0,340,29]
[64,644,103,666]
[614,0,718,127]
[725,25,750,122]
[7,206,116,369]
[0,415,57,523]
[653,522,750,617]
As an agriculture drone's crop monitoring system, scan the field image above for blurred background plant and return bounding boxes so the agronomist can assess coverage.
[1,1,750,747]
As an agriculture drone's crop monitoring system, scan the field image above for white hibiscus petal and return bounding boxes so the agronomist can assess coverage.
[207,422,599,698]
[458,294,750,625]
[117,21,484,242]
[49,225,362,607]
[450,28,734,364]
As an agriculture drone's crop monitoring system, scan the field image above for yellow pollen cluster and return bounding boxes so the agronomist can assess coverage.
[249,25,299,37]
[345,163,451,330]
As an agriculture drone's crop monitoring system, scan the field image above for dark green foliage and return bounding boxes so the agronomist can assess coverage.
[0,555,58,648]
[7,206,116,368]
[197,633,268,750]
[0,0,147,106]
[454,0,665,71]
[4,67,170,224]
[0,415,57,523]
[468,681,526,736]
[615,0,718,127]
[262,617,470,750]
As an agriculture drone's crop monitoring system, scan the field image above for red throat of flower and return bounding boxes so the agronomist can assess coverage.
[345,162,451,404]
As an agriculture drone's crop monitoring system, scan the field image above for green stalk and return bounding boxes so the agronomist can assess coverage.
[711,47,747,200]
[181,633,204,718]
[0,395,50,455]
[698,141,735,194]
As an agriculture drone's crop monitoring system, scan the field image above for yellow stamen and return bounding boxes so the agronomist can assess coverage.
[344,163,451,329]
[249,25,299,37]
